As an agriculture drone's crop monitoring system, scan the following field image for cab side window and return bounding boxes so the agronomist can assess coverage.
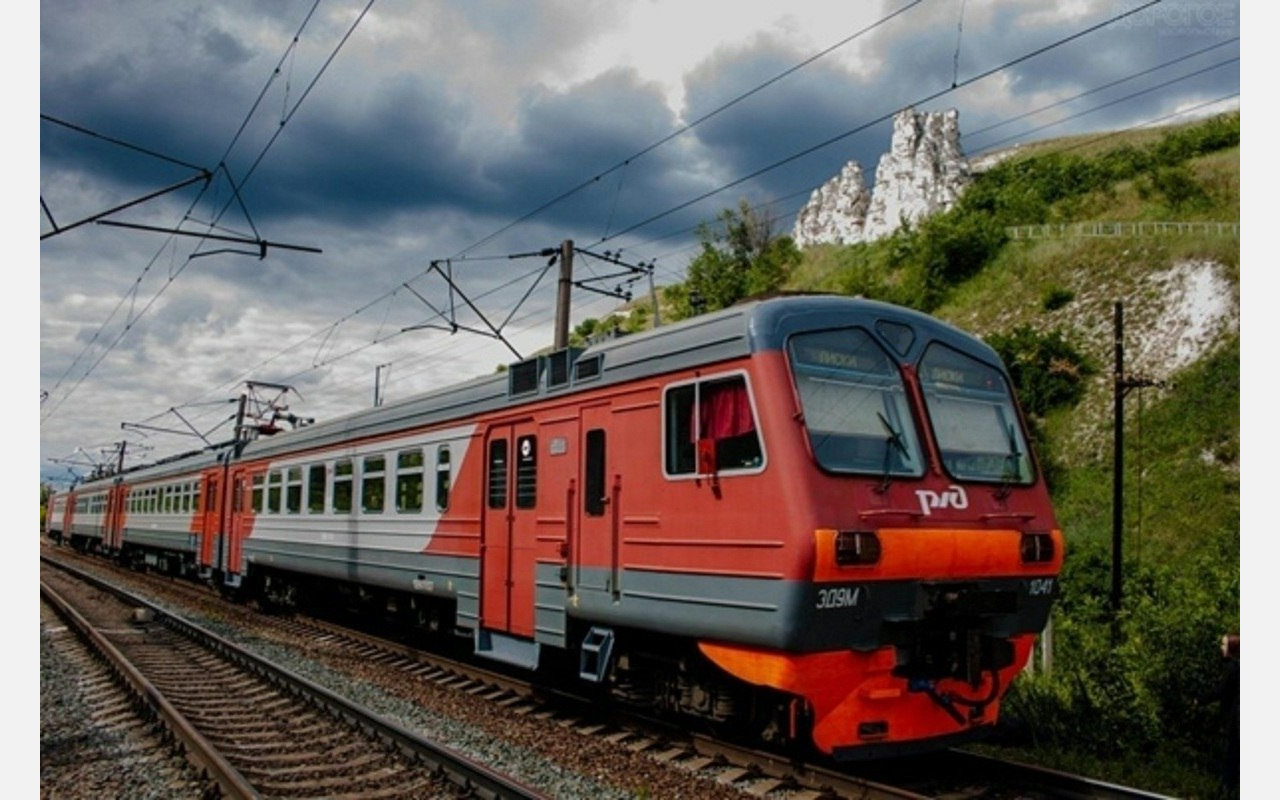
[664,375,763,476]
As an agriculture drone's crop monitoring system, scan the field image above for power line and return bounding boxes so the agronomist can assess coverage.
[971,56,1238,153]
[965,37,1237,140]
[453,0,927,258]
[41,3,327,407]
[42,1,377,425]
[599,0,1166,244]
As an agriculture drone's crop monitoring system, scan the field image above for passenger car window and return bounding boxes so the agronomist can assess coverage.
[435,446,451,512]
[332,460,353,513]
[396,449,424,513]
[362,456,386,514]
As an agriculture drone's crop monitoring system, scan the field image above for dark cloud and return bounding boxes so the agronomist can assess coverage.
[681,34,894,210]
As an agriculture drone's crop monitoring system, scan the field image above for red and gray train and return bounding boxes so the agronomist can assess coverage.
[45,294,1063,758]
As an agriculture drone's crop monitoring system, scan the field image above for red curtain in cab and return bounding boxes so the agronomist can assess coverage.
[696,380,755,441]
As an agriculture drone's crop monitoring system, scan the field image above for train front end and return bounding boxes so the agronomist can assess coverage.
[699,299,1063,758]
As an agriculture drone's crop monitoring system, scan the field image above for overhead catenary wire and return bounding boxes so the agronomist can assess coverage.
[598,0,1167,245]
[970,56,1239,153]
[965,36,1237,140]
[452,0,928,259]
[54,0,931,442]
[41,3,326,407]
[42,0,377,425]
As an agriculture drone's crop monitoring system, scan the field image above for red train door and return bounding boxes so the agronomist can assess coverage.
[224,469,251,580]
[106,485,127,552]
[200,472,221,569]
[576,403,619,595]
[481,421,539,637]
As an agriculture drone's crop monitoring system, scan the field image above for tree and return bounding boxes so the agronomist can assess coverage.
[672,201,801,319]
[40,482,51,529]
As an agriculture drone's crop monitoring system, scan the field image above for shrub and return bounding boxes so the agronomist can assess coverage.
[1041,287,1075,312]
[985,326,1095,417]
[1136,165,1211,211]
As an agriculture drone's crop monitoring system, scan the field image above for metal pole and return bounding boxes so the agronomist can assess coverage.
[374,363,390,407]
[1112,301,1124,641]
[648,264,661,329]
[554,239,574,349]
[232,393,248,443]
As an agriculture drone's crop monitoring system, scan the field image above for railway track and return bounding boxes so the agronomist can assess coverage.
[40,597,218,799]
[40,560,550,799]
[41,545,1177,799]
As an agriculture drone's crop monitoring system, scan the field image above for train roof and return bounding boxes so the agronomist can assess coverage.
[69,294,1001,483]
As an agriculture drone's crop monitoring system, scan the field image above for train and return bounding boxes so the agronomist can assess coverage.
[44,294,1063,759]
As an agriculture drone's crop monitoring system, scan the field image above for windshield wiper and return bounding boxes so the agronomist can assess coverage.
[996,422,1023,500]
[876,411,909,493]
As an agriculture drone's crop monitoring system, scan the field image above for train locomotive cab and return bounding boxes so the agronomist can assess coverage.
[679,298,1063,759]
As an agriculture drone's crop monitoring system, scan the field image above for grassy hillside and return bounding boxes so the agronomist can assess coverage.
[787,113,1241,797]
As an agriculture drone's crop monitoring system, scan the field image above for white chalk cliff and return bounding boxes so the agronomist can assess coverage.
[793,107,971,247]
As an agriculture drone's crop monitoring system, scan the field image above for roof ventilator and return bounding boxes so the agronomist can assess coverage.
[508,347,588,397]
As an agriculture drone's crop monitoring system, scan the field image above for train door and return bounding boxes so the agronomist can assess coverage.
[480,421,539,637]
[576,403,619,596]
[61,495,73,540]
[223,468,252,584]
[106,484,127,552]
[200,472,221,571]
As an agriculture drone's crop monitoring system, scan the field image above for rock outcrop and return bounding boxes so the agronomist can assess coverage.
[793,107,971,247]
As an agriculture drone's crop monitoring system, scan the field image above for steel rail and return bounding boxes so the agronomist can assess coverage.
[40,578,259,799]
[41,556,551,800]
[944,749,1180,799]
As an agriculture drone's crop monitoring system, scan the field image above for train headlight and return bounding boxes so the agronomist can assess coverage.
[1020,532,1055,564]
[835,531,881,566]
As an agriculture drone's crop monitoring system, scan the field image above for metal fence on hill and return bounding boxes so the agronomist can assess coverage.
[1006,221,1239,240]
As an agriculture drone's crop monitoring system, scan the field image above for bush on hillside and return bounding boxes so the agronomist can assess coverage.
[1136,164,1212,211]
[1041,287,1075,311]
[985,326,1095,417]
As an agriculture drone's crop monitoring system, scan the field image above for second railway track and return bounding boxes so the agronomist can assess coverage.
[41,560,550,800]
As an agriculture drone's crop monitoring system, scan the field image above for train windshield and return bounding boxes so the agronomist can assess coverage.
[918,343,1034,485]
[787,328,924,477]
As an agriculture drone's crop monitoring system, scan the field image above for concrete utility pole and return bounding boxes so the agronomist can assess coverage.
[233,393,248,443]
[648,264,662,328]
[374,363,390,407]
[1112,302,1124,642]
[554,239,574,350]
[1111,300,1162,643]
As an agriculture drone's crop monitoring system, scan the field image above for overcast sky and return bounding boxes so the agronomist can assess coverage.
[36,0,1242,485]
